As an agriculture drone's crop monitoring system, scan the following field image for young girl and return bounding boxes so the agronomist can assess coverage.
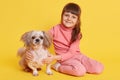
[44,3,104,76]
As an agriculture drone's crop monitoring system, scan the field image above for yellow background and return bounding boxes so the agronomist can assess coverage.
[0,0,120,80]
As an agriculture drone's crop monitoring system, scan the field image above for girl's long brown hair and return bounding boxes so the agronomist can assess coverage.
[61,3,82,43]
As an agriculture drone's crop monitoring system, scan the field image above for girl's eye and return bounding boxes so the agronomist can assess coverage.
[40,36,43,39]
[64,14,69,17]
[72,16,77,19]
[32,36,35,39]
[72,16,76,19]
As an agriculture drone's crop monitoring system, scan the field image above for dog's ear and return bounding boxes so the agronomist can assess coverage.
[42,31,52,48]
[21,31,33,47]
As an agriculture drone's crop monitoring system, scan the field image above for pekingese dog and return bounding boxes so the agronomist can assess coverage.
[17,30,53,76]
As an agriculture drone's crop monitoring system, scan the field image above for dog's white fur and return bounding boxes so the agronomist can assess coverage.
[17,30,53,76]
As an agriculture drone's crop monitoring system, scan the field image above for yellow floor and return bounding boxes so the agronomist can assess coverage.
[0,51,119,80]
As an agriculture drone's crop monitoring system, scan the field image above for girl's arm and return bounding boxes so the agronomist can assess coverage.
[59,38,80,61]
[59,33,82,61]
[44,38,80,64]
[43,55,61,64]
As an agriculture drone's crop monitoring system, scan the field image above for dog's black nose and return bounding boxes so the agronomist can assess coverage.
[36,39,40,42]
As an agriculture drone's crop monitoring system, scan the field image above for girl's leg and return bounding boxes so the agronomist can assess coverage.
[81,55,104,74]
[58,59,86,76]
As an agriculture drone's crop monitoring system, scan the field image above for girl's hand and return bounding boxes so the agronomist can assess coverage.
[43,55,55,64]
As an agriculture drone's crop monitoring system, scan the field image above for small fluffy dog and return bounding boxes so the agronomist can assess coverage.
[17,30,53,76]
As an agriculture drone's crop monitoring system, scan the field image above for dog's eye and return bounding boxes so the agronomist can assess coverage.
[40,36,43,39]
[32,36,35,39]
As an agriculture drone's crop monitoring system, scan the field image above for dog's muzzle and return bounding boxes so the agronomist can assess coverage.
[35,39,40,42]
[34,39,41,44]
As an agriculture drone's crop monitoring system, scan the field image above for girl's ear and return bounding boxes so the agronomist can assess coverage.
[42,31,52,48]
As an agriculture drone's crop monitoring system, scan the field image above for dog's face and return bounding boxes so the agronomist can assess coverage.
[31,31,44,46]
[21,30,51,48]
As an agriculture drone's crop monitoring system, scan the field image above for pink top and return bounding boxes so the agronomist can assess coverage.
[49,24,81,61]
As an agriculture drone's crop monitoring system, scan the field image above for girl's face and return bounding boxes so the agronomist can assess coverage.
[62,12,78,28]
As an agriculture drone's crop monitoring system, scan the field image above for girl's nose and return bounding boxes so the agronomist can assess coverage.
[67,16,71,21]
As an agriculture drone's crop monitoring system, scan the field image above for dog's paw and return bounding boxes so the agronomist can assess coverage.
[33,71,39,76]
[46,69,53,75]
[24,67,32,72]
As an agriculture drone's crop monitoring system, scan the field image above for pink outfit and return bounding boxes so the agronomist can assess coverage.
[49,24,104,76]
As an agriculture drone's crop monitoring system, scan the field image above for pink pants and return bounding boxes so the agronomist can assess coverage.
[58,53,104,76]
